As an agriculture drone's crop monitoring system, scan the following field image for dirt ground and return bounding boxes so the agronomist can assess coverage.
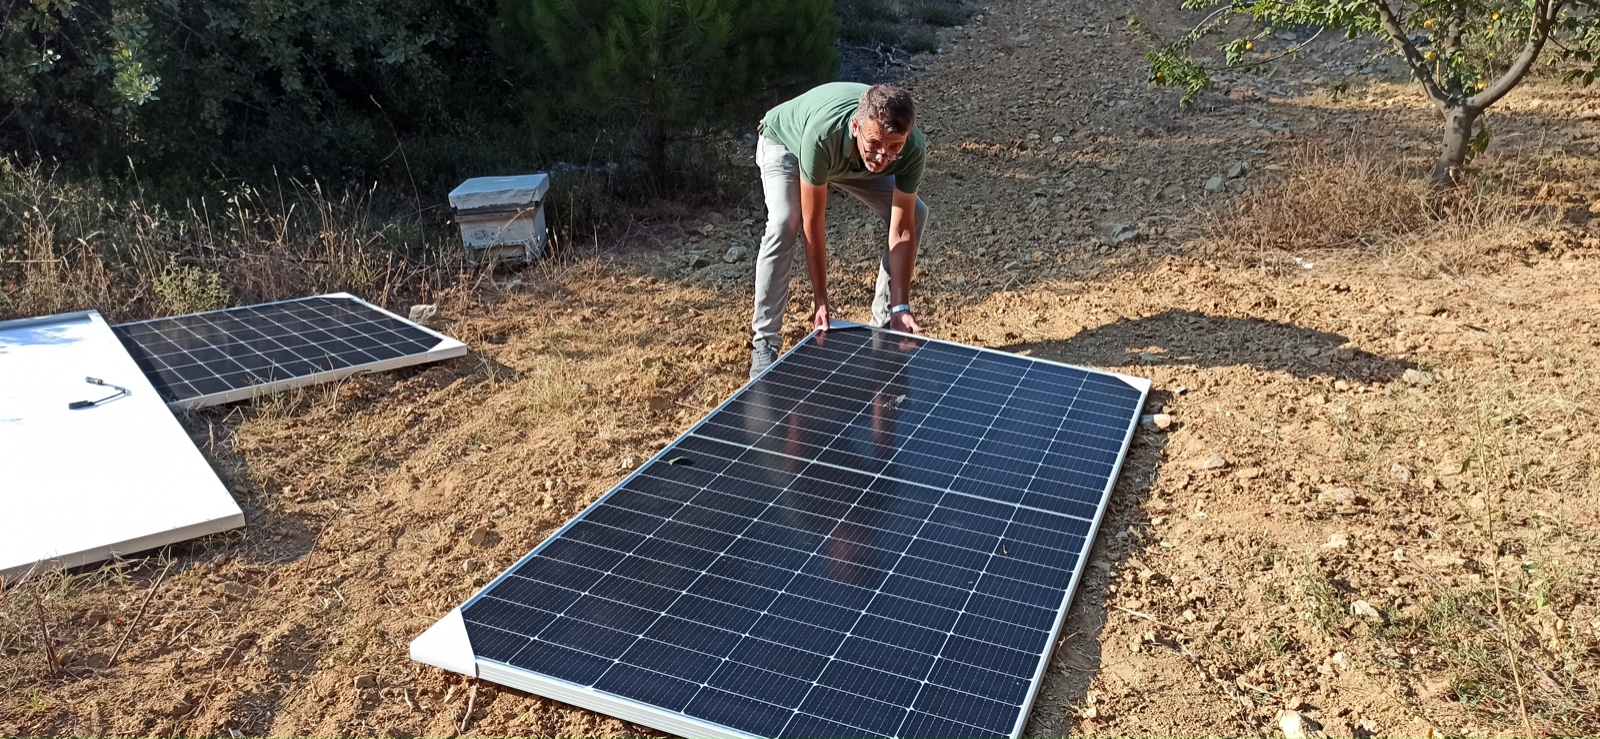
[4,0,1598,737]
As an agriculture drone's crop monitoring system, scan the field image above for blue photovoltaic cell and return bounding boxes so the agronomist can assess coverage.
[113,295,451,405]
[455,327,1146,738]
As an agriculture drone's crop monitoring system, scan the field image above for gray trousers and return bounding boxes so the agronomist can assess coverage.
[750,136,928,346]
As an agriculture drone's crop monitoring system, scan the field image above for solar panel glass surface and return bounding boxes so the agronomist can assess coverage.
[448,327,1148,738]
[112,295,461,407]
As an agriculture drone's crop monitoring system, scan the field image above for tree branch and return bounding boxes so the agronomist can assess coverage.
[1445,8,1466,99]
[1366,0,1450,111]
[1469,0,1564,110]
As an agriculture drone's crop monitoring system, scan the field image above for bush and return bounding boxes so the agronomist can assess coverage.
[908,1,967,27]
[0,0,506,181]
[840,20,905,46]
[902,30,940,54]
[495,0,838,182]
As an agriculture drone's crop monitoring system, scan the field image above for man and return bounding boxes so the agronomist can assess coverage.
[748,82,929,378]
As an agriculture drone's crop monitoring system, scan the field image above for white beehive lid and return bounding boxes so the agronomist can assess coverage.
[448,174,550,211]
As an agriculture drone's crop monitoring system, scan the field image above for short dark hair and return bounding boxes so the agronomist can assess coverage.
[854,85,915,134]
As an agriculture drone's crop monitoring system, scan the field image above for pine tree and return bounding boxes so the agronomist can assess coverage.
[496,0,839,179]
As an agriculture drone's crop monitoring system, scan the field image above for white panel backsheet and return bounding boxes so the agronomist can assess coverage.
[0,310,243,579]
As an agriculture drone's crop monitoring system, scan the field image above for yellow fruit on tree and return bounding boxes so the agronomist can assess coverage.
[1424,18,1435,28]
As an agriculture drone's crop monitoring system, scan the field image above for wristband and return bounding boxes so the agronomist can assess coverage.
[889,304,912,315]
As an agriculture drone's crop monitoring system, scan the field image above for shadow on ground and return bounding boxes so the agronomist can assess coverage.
[1000,310,1415,383]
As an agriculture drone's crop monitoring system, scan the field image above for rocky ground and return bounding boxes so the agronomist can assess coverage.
[4,0,1598,737]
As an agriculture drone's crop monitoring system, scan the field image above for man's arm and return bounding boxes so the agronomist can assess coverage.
[886,188,923,334]
[800,181,831,330]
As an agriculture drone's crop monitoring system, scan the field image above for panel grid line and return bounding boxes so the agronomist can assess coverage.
[441,327,1149,739]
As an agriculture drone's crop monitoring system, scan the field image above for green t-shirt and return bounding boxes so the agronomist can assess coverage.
[759,82,927,195]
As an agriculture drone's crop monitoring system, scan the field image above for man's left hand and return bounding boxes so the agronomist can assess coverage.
[889,310,923,335]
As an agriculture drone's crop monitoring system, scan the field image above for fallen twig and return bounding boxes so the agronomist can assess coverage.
[108,562,172,668]
[459,682,478,733]
[34,596,59,676]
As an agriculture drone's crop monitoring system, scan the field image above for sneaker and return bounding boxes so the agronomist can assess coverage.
[749,338,779,379]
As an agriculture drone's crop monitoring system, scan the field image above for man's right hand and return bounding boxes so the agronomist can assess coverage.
[813,302,831,332]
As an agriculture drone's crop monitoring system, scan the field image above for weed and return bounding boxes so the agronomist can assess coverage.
[908,0,966,27]
[836,0,899,24]
[1296,562,1346,635]
[152,256,229,315]
[840,19,904,46]
[901,30,940,54]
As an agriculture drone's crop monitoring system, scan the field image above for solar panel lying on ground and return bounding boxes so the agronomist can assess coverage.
[112,293,467,409]
[412,325,1150,738]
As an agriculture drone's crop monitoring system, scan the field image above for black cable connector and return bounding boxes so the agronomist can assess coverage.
[68,376,129,409]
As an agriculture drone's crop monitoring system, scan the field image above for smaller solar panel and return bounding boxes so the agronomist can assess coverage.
[112,293,467,408]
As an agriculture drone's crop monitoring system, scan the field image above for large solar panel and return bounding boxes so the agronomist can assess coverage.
[112,293,467,409]
[412,326,1149,738]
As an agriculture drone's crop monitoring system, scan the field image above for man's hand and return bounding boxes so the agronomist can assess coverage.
[889,309,923,335]
[813,302,832,332]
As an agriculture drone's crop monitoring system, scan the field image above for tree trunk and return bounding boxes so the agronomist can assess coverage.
[1431,105,1479,191]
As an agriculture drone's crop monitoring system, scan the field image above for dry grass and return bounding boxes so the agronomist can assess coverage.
[1210,143,1435,252]
[1204,141,1577,277]
[0,157,466,323]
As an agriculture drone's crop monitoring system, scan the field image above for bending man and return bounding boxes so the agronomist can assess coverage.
[749,82,929,378]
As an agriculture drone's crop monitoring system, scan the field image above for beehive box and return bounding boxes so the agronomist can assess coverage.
[448,174,551,265]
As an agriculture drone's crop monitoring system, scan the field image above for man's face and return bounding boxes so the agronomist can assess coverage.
[852,117,910,172]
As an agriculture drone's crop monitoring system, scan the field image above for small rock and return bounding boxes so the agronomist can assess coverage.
[1278,710,1327,739]
[1111,225,1140,244]
[1051,135,1065,144]
[221,581,254,599]
[1351,600,1383,620]
[1227,161,1249,179]
[1236,466,1263,480]
[1324,532,1350,549]
[1138,352,1161,363]
[1390,464,1413,481]
[723,245,749,263]
[1331,651,1351,670]
[688,253,711,269]
[466,525,493,547]
[1182,609,1197,622]
[1539,425,1569,441]
[1149,413,1173,430]
[1333,380,1350,391]
[1204,175,1227,192]
[164,696,197,717]
[1413,303,1444,316]
[354,674,378,690]
[408,304,441,325]
[1199,455,1229,470]
[1402,368,1434,386]
[1283,695,1305,711]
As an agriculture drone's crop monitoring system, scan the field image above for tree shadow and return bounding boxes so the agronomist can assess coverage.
[998,310,1415,383]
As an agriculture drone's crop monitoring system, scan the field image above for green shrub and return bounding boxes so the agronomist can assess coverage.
[840,20,904,46]
[1,0,505,180]
[836,0,900,24]
[908,1,966,27]
[902,30,940,54]
[496,0,838,183]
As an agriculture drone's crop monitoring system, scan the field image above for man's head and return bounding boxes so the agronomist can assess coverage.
[851,85,915,172]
